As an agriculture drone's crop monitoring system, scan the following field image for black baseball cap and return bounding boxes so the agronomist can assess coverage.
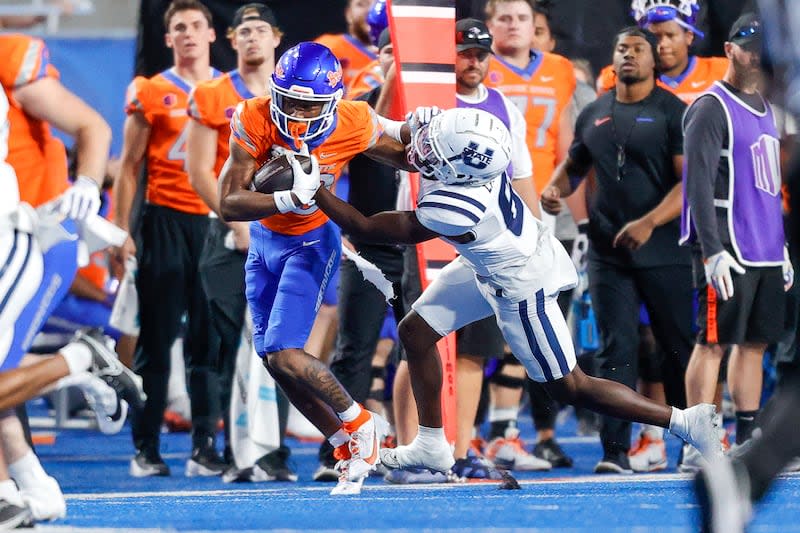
[728,12,761,50]
[377,27,391,50]
[230,3,278,30]
[456,18,493,53]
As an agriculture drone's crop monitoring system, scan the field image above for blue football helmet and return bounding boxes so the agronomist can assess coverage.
[270,42,344,148]
[366,0,388,47]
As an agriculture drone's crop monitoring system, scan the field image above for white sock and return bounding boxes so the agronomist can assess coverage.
[488,406,518,423]
[668,407,687,439]
[8,451,48,489]
[59,342,92,375]
[0,479,23,507]
[337,403,362,423]
[328,428,350,448]
[414,425,446,446]
[642,424,664,439]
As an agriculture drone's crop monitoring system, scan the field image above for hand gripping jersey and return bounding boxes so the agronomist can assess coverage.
[188,70,256,176]
[125,67,221,214]
[314,33,377,95]
[597,56,729,104]
[0,34,69,207]
[231,97,382,235]
[484,52,576,193]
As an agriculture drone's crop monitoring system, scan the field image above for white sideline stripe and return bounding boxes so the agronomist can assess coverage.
[64,474,695,500]
[46,448,320,463]
[400,71,455,84]
[391,6,454,18]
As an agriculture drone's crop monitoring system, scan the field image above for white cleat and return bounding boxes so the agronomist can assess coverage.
[380,438,455,474]
[345,411,390,482]
[73,372,129,434]
[677,403,723,460]
[18,475,66,521]
[330,460,365,496]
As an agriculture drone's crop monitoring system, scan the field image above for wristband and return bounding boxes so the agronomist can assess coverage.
[274,190,297,214]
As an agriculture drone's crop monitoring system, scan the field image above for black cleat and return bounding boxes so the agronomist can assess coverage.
[533,438,574,468]
[186,438,227,477]
[130,447,170,477]
[594,449,633,474]
[78,329,146,411]
[255,446,298,482]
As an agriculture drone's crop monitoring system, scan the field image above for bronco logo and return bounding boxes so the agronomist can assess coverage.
[461,142,494,170]
[327,68,342,88]
[275,62,285,80]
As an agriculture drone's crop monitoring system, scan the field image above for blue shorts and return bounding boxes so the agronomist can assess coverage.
[2,220,79,371]
[245,220,341,355]
[379,306,398,343]
[322,266,339,306]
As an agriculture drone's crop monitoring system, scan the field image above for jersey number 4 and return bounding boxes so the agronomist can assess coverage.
[169,125,190,165]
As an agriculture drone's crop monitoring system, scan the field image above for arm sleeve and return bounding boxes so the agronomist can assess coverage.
[187,84,222,128]
[0,37,58,89]
[667,95,687,157]
[683,95,727,257]
[124,77,152,123]
[503,94,533,181]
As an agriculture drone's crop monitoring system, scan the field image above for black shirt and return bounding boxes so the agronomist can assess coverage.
[345,86,404,267]
[570,86,690,267]
[682,82,767,258]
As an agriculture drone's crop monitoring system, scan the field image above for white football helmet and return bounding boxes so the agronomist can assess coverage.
[408,107,512,187]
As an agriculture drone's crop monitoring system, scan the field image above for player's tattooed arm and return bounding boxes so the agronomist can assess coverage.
[315,186,438,245]
[218,142,282,221]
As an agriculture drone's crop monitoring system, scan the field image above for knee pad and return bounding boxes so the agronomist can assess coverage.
[488,353,526,389]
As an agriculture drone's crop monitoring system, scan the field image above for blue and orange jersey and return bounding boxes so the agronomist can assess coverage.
[0,34,69,207]
[347,58,383,100]
[188,70,256,177]
[597,56,729,104]
[314,33,376,94]
[230,98,382,235]
[125,68,221,214]
[485,52,576,193]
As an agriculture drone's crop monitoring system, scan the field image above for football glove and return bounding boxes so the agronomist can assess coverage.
[59,175,101,221]
[704,250,745,301]
[288,152,320,207]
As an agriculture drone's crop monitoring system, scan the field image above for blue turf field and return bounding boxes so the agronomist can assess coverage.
[31,406,800,532]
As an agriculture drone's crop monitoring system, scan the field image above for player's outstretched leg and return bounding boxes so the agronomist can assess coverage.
[545,366,723,460]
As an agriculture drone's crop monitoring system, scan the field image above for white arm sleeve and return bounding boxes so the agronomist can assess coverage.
[502,94,533,181]
[376,114,406,143]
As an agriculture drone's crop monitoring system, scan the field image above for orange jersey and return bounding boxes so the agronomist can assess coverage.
[188,70,256,176]
[597,56,729,104]
[347,59,383,100]
[485,52,576,193]
[231,98,382,235]
[314,33,376,94]
[125,68,221,214]
[0,34,69,207]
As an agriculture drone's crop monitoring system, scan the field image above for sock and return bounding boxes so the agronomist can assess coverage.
[0,479,23,507]
[735,410,760,445]
[337,403,362,423]
[668,407,687,439]
[59,342,92,375]
[8,450,48,489]
[327,428,349,448]
[642,424,664,440]
[414,425,446,445]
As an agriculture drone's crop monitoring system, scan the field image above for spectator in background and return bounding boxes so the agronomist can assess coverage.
[315,0,377,94]
[679,13,789,471]
[542,27,694,474]
[115,0,226,479]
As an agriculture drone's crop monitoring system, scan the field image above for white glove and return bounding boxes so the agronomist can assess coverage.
[288,152,320,207]
[405,106,441,138]
[783,245,794,291]
[59,175,101,221]
[270,142,310,159]
[704,250,745,301]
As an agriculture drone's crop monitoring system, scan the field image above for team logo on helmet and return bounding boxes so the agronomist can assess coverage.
[275,62,285,80]
[461,142,494,170]
[327,68,342,88]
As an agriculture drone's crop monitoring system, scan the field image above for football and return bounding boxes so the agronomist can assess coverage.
[250,154,312,194]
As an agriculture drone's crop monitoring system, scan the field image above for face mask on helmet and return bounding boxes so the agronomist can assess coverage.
[270,42,344,148]
[408,108,512,187]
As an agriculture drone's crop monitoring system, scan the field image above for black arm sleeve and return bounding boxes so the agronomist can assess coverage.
[567,105,594,177]
[683,95,727,258]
